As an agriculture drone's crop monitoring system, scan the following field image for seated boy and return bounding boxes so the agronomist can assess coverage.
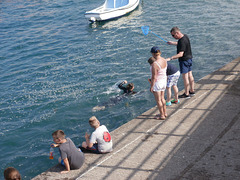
[81,116,113,153]
[51,130,85,174]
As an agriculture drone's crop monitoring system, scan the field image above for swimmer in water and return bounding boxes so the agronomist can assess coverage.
[92,80,136,112]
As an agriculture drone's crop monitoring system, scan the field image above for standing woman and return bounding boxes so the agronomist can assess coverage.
[150,46,167,120]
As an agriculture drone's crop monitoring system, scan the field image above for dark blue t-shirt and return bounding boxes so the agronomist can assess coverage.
[167,62,179,76]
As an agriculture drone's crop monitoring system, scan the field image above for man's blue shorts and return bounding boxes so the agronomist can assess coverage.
[179,59,192,74]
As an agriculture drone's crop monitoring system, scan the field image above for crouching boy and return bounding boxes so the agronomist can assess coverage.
[51,130,85,174]
[82,116,113,153]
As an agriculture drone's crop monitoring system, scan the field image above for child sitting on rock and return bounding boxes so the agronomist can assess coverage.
[81,116,113,154]
[51,130,85,173]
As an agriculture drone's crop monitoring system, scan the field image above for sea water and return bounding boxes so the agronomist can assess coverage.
[0,0,239,179]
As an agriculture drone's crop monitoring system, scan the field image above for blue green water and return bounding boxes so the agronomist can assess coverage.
[0,0,239,179]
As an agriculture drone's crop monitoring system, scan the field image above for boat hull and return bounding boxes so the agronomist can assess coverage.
[85,0,140,22]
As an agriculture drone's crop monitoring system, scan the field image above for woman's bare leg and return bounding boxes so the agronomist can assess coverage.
[153,91,164,119]
[160,91,167,117]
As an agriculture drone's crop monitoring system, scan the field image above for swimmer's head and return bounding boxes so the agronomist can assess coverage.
[126,83,134,91]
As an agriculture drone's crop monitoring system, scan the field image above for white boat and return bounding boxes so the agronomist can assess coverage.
[85,0,140,22]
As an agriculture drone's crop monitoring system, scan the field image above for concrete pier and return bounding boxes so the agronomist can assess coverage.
[33,57,240,180]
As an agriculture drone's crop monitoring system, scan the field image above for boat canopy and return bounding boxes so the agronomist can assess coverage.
[105,0,129,8]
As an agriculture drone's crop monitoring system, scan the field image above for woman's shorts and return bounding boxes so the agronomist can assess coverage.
[153,80,166,92]
[167,71,180,88]
[179,59,192,74]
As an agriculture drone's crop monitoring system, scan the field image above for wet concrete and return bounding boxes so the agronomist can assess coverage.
[33,57,240,180]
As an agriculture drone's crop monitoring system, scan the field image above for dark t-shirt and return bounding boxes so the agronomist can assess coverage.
[167,62,179,76]
[59,138,85,169]
[177,34,193,61]
[118,81,136,94]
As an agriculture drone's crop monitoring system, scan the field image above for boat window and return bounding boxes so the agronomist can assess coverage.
[106,0,114,8]
[115,0,129,8]
[106,0,129,8]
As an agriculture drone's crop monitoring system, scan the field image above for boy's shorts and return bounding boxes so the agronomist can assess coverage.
[61,159,65,167]
[179,59,192,74]
[167,71,180,88]
[87,143,101,154]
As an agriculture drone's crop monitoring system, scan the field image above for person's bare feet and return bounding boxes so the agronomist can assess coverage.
[156,116,166,120]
